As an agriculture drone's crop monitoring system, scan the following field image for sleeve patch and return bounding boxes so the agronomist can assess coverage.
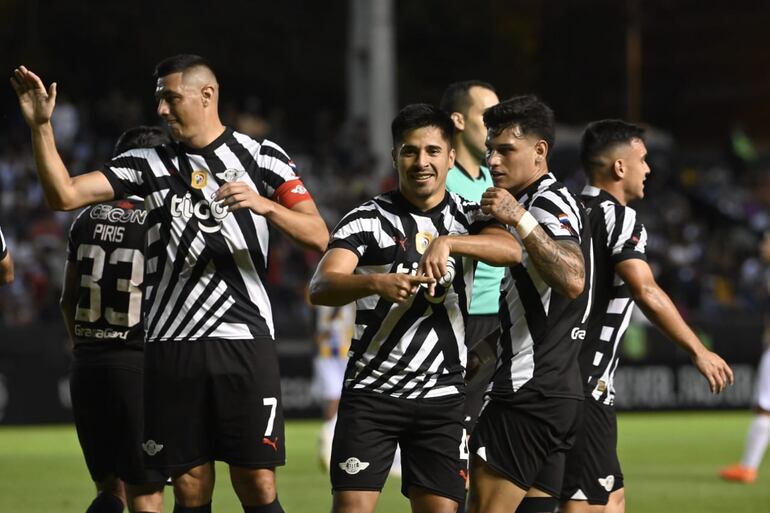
[274,179,313,208]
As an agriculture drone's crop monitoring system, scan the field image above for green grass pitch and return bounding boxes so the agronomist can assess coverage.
[0,412,768,512]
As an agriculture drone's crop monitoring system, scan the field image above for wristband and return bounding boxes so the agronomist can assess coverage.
[515,211,538,239]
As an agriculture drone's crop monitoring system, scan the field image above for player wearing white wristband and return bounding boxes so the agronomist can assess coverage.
[468,96,592,513]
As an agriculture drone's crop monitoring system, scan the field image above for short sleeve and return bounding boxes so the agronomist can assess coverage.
[606,204,647,263]
[101,149,154,198]
[529,190,583,242]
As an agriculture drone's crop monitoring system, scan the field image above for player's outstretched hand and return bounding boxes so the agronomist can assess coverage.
[481,187,525,226]
[213,182,273,215]
[418,236,452,296]
[10,66,57,127]
[375,273,434,304]
[693,349,735,394]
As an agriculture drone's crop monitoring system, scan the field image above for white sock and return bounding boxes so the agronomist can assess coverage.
[741,414,770,470]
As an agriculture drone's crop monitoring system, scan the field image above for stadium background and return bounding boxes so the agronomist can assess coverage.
[1,1,769,511]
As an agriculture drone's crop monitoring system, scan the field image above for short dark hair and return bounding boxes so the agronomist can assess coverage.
[391,103,455,147]
[580,119,645,178]
[483,95,555,150]
[113,126,170,157]
[153,54,215,80]
[439,80,496,114]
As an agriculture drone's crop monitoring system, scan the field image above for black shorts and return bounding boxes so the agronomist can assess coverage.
[70,352,165,486]
[463,314,500,432]
[143,338,285,474]
[470,394,581,496]
[331,391,467,502]
[561,399,623,505]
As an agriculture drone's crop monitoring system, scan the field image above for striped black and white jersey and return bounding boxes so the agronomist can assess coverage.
[0,226,6,259]
[100,127,312,343]
[489,172,592,402]
[329,190,495,399]
[579,185,647,405]
[67,199,148,353]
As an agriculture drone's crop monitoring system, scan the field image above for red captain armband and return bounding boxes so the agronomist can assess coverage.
[273,179,313,208]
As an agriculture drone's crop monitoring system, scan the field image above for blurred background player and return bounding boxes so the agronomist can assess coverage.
[720,232,770,484]
[0,225,13,285]
[563,119,733,513]
[310,103,520,513]
[469,96,590,513]
[61,126,169,513]
[313,303,356,470]
[12,56,328,513]
[439,80,503,432]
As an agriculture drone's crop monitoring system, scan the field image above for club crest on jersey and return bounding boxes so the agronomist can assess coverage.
[415,231,434,254]
[597,380,607,392]
[191,170,208,189]
[216,168,246,183]
[339,457,370,475]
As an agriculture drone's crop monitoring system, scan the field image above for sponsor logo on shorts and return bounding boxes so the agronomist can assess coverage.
[598,474,615,492]
[142,440,164,456]
[262,436,279,452]
[338,457,370,475]
[215,168,246,183]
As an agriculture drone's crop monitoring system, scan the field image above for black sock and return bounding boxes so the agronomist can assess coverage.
[173,503,212,513]
[516,496,557,513]
[243,499,284,513]
[86,493,124,513]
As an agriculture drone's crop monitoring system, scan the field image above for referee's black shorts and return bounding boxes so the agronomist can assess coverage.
[143,338,285,474]
[331,390,468,503]
[561,399,623,505]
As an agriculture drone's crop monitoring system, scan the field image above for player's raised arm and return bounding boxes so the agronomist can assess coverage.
[309,247,433,306]
[482,187,585,299]
[213,181,328,252]
[616,258,734,393]
[11,66,114,210]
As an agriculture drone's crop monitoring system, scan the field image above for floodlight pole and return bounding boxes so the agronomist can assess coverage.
[347,0,397,180]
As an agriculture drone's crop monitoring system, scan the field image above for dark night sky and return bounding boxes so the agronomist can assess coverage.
[2,0,770,146]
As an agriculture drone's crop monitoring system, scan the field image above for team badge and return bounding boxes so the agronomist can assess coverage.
[415,231,434,254]
[339,457,370,475]
[215,168,246,183]
[598,475,615,492]
[597,380,607,392]
[191,170,208,189]
[142,440,164,456]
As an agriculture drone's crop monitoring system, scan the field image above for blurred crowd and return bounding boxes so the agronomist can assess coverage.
[1,91,768,335]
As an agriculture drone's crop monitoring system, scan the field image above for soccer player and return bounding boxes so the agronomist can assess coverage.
[62,126,170,513]
[468,95,591,513]
[309,103,521,513]
[0,225,13,285]
[313,303,356,470]
[720,233,770,485]
[561,119,734,513]
[439,80,502,431]
[11,55,328,513]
